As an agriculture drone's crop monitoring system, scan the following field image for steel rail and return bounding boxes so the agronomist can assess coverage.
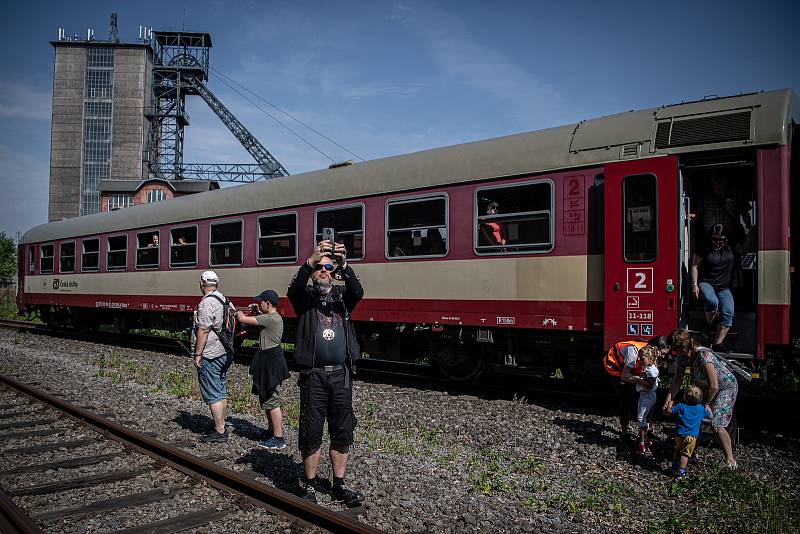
[0,374,383,534]
[0,487,44,534]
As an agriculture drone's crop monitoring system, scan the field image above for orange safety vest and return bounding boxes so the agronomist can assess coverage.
[603,340,647,377]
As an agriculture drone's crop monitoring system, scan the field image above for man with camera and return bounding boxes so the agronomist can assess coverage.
[286,234,364,507]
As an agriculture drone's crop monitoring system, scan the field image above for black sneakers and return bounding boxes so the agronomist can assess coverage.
[299,479,318,504]
[712,342,732,353]
[200,428,228,443]
[331,484,364,507]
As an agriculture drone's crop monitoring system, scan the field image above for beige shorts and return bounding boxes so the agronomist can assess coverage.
[259,381,284,411]
[674,435,698,458]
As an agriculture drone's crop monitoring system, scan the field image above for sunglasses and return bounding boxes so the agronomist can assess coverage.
[314,263,335,272]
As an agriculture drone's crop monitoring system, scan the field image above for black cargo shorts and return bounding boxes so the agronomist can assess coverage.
[298,366,357,452]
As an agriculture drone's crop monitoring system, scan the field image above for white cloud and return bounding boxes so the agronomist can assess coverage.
[0,81,52,121]
[401,2,568,128]
[0,145,49,238]
[341,83,425,100]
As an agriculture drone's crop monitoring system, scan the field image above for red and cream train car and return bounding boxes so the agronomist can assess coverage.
[19,89,799,382]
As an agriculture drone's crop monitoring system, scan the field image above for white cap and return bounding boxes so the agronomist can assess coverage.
[200,270,219,284]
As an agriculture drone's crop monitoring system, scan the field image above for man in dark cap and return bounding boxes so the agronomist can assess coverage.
[236,289,289,450]
[287,239,364,506]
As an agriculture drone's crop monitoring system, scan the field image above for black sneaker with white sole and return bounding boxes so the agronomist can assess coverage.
[331,484,364,507]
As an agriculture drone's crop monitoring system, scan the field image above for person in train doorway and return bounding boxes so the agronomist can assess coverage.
[287,238,365,507]
[192,270,234,443]
[694,175,752,250]
[607,336,669,439]
[236,289,289,450]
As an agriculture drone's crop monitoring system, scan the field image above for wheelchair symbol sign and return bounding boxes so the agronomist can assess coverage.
[626,323,639,336]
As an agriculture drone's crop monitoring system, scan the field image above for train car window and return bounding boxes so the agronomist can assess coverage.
[474,181,553,254]
[170,226,198,267]
[27,246,35,274]
[59,242,75,273]
[136,231,160,269]
[210,220,243,266]
[40,244,54,274]
[257,213,297,263]
[106,235,127,271]
[315,205,364,260]
[386,195,447,258]
[622,174,657,262]
[81,239,100,272]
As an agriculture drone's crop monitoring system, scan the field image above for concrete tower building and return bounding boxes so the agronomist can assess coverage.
[49,35,151,221]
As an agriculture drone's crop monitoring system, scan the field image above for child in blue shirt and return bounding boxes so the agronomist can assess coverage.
[670,385,712,477]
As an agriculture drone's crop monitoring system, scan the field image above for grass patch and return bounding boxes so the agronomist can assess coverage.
[360,429,416,455]
[150,368,197,398]
[468,449,513,495]
[646,467,800,533]
[227,380,257,414]
[525,475,629,515]
[283,400,300,429]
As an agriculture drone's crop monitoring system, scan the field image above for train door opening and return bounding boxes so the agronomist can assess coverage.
[603,156,680,349]
[678,149,758,358]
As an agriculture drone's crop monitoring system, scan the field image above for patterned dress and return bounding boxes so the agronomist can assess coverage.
[677,348,738,428]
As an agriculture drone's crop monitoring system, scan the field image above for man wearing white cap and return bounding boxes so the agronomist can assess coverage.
[193,270,233,443]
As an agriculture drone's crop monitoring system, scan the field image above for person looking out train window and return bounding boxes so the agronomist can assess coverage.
[480,201,506,247]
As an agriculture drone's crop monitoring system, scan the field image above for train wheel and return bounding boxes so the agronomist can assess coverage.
[433,344,483,382]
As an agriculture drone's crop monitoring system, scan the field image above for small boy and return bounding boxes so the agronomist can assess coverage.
[633,345,660,454]
[670,385,712,477]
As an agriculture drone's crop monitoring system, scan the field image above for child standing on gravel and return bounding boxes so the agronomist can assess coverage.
[632,345,660,454]
[670,385,712,477]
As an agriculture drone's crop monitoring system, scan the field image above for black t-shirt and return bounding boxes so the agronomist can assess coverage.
[699,245,734,290]
[313,294,347,366]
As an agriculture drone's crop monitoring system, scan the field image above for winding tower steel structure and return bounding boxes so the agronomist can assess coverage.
[146,31,289,182]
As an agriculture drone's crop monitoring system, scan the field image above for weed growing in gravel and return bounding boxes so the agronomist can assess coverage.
[151,369,197,398]
[646,466,800,534]
[227,380,257,414]
[283,400,300,429]
[468,449,513,495]
[525,475,629,515]
[360,429,416,455]
[365,401,379,420]
[514,453,545,475]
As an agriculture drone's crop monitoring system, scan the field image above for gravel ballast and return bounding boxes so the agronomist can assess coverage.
[1,327,798,533]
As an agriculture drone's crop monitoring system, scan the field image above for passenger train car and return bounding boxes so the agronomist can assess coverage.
[18,89,799,383]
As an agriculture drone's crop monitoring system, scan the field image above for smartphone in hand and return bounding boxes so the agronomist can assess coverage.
[322,227,335,256]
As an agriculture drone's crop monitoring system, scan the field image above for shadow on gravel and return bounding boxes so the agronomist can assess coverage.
[226,416,269,441]
[234,449,304,494]
[552,416,669,474]
[173,410,213,435]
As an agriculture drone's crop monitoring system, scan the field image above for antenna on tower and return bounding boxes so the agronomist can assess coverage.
[110,13,120,43]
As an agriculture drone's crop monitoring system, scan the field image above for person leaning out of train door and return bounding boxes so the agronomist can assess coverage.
[192,270,234,443]
[286,238,365,507]
[235,289,290,450]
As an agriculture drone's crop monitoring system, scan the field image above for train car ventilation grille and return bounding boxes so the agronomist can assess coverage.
[655,111,751,149]
[621,143,639,158]
[654,121,671,149]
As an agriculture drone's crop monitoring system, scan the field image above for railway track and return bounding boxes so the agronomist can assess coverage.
[0,322,792,433]
[0,373,383,534]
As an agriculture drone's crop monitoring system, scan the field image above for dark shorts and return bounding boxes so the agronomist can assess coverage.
[298,367,356,452]
[197,352,232,405]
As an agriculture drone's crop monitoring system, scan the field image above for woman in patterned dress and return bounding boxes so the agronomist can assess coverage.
[662,328,738,468]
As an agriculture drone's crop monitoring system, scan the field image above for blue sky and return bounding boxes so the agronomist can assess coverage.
[1,0,798,240]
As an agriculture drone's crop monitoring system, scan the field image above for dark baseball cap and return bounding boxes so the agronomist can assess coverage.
[253,289,279,305]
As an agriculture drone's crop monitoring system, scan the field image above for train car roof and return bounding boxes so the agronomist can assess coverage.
[23,88,799,244]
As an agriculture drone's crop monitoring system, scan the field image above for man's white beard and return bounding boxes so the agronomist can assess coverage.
[313,278,332,294]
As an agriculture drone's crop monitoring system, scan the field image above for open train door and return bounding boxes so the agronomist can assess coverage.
[603,156,680,349]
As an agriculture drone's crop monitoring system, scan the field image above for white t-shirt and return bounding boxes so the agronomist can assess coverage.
[192,290,228,359]
[636,364,660,393]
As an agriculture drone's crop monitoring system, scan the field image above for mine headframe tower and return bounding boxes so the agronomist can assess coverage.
[146,30,289,182]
